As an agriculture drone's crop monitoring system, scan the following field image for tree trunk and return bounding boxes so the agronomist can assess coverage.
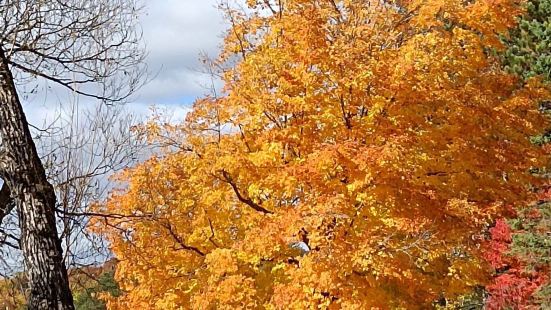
[0,47,74,309]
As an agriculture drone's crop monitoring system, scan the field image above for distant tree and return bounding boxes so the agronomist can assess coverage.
[0,273,26,310]
[0,264,123,310]
[74,271,121,310]
[0,1,146,308]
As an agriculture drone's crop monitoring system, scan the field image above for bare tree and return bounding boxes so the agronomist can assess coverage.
[0,100,148,307]
[45,101,147,269]
[0,1,146,308]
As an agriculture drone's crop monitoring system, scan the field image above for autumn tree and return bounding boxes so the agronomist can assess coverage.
[484,201,551,309]
[95,0,549,308]
[0,1,145,308]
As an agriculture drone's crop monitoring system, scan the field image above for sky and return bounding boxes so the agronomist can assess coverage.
[24,0,229,126]
[135,0,228,110]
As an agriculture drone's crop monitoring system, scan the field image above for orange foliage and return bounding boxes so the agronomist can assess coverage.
[92,0,549,308]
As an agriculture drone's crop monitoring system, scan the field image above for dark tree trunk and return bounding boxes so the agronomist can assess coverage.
[0,47,74,309]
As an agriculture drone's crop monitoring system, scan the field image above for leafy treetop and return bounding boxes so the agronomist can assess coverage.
[93,0,549,308]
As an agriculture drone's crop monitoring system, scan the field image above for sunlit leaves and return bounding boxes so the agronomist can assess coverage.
[94,0,549,308]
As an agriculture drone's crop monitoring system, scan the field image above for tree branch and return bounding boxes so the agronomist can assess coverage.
[162,222,205,257]
[220,170,273,214]
[8,60,129,102]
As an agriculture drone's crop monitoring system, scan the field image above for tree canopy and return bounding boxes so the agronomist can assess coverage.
[93,0,549,308]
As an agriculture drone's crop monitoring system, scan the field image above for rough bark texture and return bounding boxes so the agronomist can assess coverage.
[0,47,74,309]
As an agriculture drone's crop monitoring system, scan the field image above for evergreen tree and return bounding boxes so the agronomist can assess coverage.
[501,0,551,81]
[74,272,120,310]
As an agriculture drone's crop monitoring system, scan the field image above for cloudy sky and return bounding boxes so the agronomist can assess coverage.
[136,0,228,111]
[25,0,230,126]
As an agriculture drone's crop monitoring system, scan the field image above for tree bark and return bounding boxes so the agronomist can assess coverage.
[0,182,14,224]
[0,47,74,309]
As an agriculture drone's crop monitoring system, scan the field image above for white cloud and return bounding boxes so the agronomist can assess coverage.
[134,0,228,107]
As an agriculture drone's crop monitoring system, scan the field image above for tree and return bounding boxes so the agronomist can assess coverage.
[43,102,147,270]
[0,101,148,308]
[484,202,551,309]
[94,0,549,308]
[0,1,145,308]
[72,265,121,310]
[483,0,551,307]
[500,0,551,81]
